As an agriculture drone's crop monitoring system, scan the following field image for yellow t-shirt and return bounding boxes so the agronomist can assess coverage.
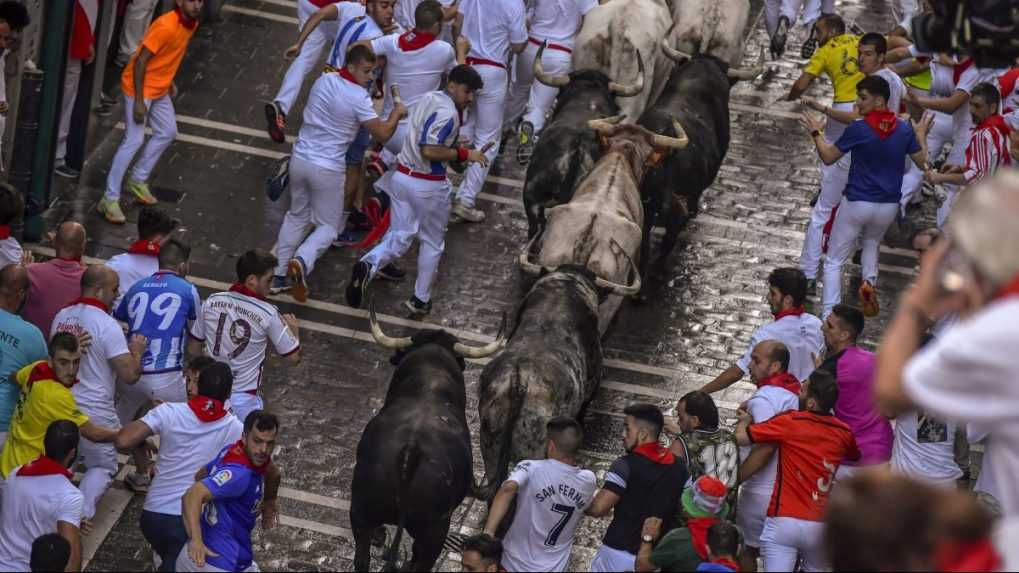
[804,34,866,103]
[0,361,89,478]
[904,68,933,91]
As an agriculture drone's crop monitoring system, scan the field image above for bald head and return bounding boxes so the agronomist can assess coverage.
[0,264,28,311]
[748,339,790,384]
[54,222,86,259]
[80,265,119,307]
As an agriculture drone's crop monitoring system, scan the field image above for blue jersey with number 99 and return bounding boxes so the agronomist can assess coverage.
[114,271,202,374]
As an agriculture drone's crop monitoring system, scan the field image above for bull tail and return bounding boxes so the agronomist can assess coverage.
[383,442,420,572]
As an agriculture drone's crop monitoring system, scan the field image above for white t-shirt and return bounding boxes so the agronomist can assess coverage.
[740,386,799,494]
[292,72,378,172]
[107,252,159,310]
[52,302,130,423]
[141,402,243,515]
[459,0,527,65]
[326,3,384,69]
[396,90,462,175]
[501,458,597,572]
[968,426,1000,501]
[528,0,598,48]
[190,291,300,394]
[874,67,907,114]
[0,470,83,572]
[0,237,22,269]
[372,33,456,120]
[735,313,825,383]
[890,409,961,487]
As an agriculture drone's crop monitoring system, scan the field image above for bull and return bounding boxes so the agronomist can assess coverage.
[350,304,506,572]
[476,266,602,500]
[667,0,751,68]
[522,44,645,238]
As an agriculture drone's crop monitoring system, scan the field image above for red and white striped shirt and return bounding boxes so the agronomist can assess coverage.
[964,116,1012,184]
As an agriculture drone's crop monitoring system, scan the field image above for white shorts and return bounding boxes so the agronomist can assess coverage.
[760,516,827,572]
[736,489,773,548]
[589,545,636,572]
[176,548,259,573]
[227,392,264,426]
[117,371,187,424]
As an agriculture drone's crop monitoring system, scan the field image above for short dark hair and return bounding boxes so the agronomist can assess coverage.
[970,82,1001,110]
[806,369,840,412]
[817,13,845,35]
[678,391,719,429]
[0,1,30,30]
[157,235,192,269]
[244,410,280,434]
[859,32,888,55]
[831,304,865,341]
[462,533,502,565]
[186,355,217,373]
[768,267,808,307]
[347,43,377,67]
[857,74,891,104]
[197,362,233,402]
[623,403,665,438]
[449,64,483,91]
[414,0,444,30]
[43,420,79,462]
[707,522,741,558]
[768,341,791,372]
[0,182,23,225]
[546,416,583,456]
[31,533,70,573]
[137,206,178,240]
[235,249,277,284]
[48,331,79,357]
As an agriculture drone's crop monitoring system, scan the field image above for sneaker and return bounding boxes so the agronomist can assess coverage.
[269,275,292,294]
[287,258,308,303]
[451,200,486,223]
[124,471,151,493]
[859,280,879,317]
[346,261,371,308]
[125,179,158,205]
[403,295,432,316]
[376,263,406,281]
[801,22,819,59]
[517,121,536,165]
[97,199,126,224]
[771,16,790,58]
[332,227,367,247]
[264,102,287,143]
[54,163,81,178]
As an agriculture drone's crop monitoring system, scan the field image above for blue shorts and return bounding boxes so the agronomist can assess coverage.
[346,127,371,165]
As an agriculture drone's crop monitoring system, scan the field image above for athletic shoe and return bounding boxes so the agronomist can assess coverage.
[264,102,287,143]
[376,263,406,281]
[270,275,292,294]
[771,16,790,59]
[451,200,486,223]
[53,163,81,178]
[332,227,367,247]
[859,280,879,317]
[98,199,126,224]
[403,295,432,316]
[346,261,371,309]
[124,471,151,493]
[801,22,819,59]
[287,257,308,303]
[126,179,158,205]
[517,121,536,165]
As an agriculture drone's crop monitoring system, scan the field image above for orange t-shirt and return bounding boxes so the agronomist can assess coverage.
[121,9,197,100]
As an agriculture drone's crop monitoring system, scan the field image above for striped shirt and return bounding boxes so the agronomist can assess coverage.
[326,3,384,69]
[964,119,1012,184]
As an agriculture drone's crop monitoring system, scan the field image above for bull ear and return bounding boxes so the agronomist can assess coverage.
[647,149,666,167]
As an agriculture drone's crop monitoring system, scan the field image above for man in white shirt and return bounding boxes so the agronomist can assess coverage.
[346,65,489,316]
[394,0,457,41]
[106,206,179,309]
[700,267,824,395]
[271,45,405,304]
[482,416,596,572]
[116,361,243,572]
[450,0,527,223]
[504,0,598,162]
[189,249,301,423]
[0,420,84,572]
[889,408,961,488]
[51,265,146,522]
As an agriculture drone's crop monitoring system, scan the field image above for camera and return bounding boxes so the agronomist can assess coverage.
[911,0,1019,68]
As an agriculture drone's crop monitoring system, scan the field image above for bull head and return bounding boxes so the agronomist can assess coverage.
[587,115,690,149]
[518,235,643,297]
[368,299,508,359]
[533,41,646,97]
[660,38,766,82]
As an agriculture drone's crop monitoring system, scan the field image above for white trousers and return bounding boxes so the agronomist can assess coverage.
[362,171,450,302]
[760,516,827,572]
[273,156,346,277]
[589,545,636,572]
[458,64,507,208]
[822,198,899,317]
[779,0,834,29]
[77,414,119,520]
[116,371,187,425]
[56,58,83,164]
[228,392,264,426]
[504,41,571,134]
[118,0,159,64]
[273,0,338,115]
[106,94,178,200]
[900,109,955,215]
[800,102,853,279]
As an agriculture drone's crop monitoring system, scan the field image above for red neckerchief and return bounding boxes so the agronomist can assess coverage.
[953,57,974,85]
[338,67,366,88]
[127,239,161,256]
[229,283,266,301]
[27,361,78,388]
[974,113,1012,140]
[188,396,228,423]
[773,305,805,321]
[69,296,109,313]
[398,29,436,51]
[221,439,271,476]
[864,110,898,140]
[758,371,802,394]
[175,6,198,30]
[631,442,675,465]
[993,273,1019,301]
[935,538,1002,572]
[0,225,10,240]
[708,557,741,572]
[687,516,720,560]
[16,456,73,480]
[57,256,83,263]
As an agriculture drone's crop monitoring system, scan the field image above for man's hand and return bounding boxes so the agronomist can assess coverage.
[641,517,662,542]
[811,352,823,368]
[467,142,494,166]
[86,44,96,65]
[800,96,825,113]
[188,539,219,568]
[132,99,147,125]
[77,332,93,354]
[284,44,301,61]
[128,334,148,356]
[382,23,399,34]
[912,112,933,141]
[140,438,159,460]
[904,88,920,106]
[20,250,34,266]
[903,239,969,320]
[663,417,680,436]
[262,498,280,530]
[456,35,471,54]
[282,313,299,337]
[736,408,752,425]
[799,111,825,134]
[394,101,408,119]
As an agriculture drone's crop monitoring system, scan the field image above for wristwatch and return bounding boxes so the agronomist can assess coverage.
[642,534,655,544]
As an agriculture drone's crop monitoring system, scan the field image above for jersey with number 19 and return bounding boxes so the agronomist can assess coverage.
[114,271,201,374]
[189,290,299,394]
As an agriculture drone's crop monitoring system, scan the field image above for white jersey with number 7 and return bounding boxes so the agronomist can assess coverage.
[189,291,300,393]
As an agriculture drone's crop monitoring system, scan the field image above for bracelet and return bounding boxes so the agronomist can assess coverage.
[456,146,469,163]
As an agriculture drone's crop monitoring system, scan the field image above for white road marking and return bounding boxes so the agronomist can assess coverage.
[279,515,355,539]
[729,101,802,119]
[222,5,299,24]
[176,114,296,144]
[257,0,298,9]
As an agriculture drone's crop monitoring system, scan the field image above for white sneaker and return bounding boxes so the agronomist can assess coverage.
[451,200,485,223]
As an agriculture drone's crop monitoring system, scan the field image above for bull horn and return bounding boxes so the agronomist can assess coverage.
[608,50,645,97]
[727,47,767,81]
[517,230,554,275]
[587,114,627,136]
[660,38,694,63]
[593,238,642,296]
[650,118,690,149]
[368,298,413,350]
[533,42,570,87]
[453,313,508,359]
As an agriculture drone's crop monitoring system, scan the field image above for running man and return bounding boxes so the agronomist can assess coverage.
[107,206,179,308]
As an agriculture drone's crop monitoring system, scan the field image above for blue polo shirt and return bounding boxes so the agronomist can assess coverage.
[835,118,921,203]
[0,309,48,432]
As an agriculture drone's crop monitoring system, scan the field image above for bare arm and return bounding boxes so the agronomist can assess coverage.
[451,13,463,45]
[183,482,219,568]
[186,336,204,359]
[57,521,82,572]
[111,334,147,385]
[80,421,119,444]
[893,59,928,77]
[114,419,154,452]
[738,444,777,482]
[483,480,519,535]
[785,72,817,101]
[363,104,407,144]
[824,104,861,124]
[285,4,339,59]
[586,488,621,518]
[810,130,846,165]
[262,462,281,530]
[910,89,969,114]
[699,365,744,394]
[131,49,154,123]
